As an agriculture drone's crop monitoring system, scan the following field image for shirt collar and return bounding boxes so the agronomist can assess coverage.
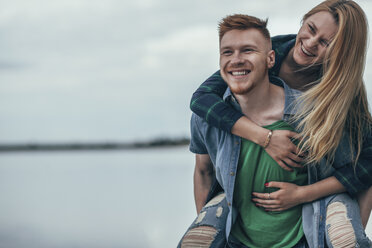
[222,76,301,116]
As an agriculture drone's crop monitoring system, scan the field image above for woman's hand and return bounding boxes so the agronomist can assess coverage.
[231,117,303,171]
[251,181,306,212]
[264,130,303,171]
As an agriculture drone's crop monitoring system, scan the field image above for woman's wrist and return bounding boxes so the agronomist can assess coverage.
[263,130,273,148]
[298,185,315,203]
[231,116,269,146]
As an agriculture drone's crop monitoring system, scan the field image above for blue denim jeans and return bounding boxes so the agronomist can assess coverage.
[324,193,371,248]
[178,192,370,248]
[177,192,228,248]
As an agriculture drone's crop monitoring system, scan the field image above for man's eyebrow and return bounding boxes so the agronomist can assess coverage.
[220,44,258,50]
[242,44,258,49]
[220,45,232,50]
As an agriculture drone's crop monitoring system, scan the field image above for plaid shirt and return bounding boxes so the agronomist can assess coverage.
[190,34,372,195]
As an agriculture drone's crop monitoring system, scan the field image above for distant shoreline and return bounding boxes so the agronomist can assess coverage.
[0,137,190,152]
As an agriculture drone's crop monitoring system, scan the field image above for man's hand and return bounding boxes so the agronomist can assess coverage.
[264,130,303,171]
[251,182,305,211]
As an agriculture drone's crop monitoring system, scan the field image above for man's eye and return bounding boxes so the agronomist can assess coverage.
[243,48,253,53]
[222,50,232,55]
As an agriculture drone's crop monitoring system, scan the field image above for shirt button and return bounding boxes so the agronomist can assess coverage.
[235,141,239,145]
[230,172,235,176]
[228,202,231,206]
[320,215,323,221]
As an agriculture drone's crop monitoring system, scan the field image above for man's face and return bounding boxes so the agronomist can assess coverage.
[219,28,274,95]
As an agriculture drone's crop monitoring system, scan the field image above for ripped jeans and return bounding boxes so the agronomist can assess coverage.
[178,193,371,248]
[177,193,228,248]
[324,193,371,248]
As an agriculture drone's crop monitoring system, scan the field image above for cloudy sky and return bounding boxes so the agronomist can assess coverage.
[0,0,372,246]
[0,0,372,143]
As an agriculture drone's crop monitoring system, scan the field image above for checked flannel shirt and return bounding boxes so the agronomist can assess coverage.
[190,34,372,195]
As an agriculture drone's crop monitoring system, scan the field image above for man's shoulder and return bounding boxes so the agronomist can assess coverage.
[270,76,301,97]
[271,34,296,47]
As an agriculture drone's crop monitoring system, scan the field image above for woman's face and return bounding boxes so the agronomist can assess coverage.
[293,11,338,66]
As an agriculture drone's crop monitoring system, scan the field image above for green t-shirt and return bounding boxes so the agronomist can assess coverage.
[231,120,307,248]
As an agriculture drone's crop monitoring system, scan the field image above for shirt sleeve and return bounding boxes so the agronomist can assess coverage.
[190,70,243,132]
[333,135,372,195]
[189,114,208,154]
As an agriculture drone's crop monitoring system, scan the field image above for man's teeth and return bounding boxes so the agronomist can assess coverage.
[232,71,249,76]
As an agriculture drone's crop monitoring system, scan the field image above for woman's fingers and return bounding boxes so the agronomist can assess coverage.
[288,150,303,163]
[255,202,281,209]
[276,160,293,171]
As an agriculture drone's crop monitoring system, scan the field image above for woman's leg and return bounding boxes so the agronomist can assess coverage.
[177,193,228,248]
[357,186,372,229]
[325,193,371,248]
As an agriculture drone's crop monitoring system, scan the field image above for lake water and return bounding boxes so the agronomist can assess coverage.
[0,147,195,248]
[0,147,370,247]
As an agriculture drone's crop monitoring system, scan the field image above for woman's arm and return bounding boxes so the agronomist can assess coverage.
[253,178,372,228]
[252,176,345,211]
[232,117,303,170]
[191,71,302,168]
[190,71,242,132]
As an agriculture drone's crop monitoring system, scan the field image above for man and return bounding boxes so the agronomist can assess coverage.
[178,14,308,248]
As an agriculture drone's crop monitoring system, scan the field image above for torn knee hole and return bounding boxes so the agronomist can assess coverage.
[326,202,356,248]
[181,226,217,248]
[204,193,226,208]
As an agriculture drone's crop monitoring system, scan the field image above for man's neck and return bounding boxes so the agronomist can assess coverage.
[234,76,285,127]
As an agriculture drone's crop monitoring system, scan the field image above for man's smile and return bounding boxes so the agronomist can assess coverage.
[229,70,251,77]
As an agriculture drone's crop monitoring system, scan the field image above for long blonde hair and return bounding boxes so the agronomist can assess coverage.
[295,0,372,165]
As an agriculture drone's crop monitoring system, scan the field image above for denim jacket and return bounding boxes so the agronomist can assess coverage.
[190,77,302,239]
[190,76,369,247]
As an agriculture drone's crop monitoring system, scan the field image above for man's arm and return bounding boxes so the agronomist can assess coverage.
[194,154,214,214]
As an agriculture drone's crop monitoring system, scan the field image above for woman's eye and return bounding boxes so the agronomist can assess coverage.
[308,24,315,33]
[320,40,329,47]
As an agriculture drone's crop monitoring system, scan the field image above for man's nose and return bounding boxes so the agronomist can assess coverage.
[231,52,244,65]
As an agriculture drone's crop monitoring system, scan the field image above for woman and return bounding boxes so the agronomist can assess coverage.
[182,0,372,247]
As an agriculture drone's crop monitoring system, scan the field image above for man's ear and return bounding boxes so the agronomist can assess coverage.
[267,50,275,69]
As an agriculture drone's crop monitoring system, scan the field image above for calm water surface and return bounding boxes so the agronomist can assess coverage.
[0,147,195,248]
[0,147,370,247]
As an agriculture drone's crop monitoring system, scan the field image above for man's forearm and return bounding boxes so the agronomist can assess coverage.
[194,168,213,213]
[193,154,214,214]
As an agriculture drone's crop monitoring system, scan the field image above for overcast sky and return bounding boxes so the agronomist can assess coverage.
[0,0,372,143]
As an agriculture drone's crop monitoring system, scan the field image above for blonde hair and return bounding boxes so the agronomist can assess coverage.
[295,0,372,165]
